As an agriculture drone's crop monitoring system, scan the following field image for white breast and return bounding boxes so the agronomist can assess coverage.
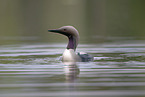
[62,49,81,62]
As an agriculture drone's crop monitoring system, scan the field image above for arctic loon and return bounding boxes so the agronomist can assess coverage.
[48,26,93,62]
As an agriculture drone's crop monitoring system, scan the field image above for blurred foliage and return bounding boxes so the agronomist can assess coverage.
[0,0,145,45]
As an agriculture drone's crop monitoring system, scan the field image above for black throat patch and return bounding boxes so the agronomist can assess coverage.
[67,36,76,50]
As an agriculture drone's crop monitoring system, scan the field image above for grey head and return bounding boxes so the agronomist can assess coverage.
[48,26,79,50]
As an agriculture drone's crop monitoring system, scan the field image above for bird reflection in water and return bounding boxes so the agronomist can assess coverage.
[63,62,80,83]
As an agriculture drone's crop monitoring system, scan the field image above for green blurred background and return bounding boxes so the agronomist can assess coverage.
[0,0,145,45]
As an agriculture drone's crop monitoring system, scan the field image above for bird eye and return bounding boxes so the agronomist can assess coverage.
[64,29,66,31]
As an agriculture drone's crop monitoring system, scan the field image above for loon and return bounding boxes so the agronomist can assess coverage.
[48,26,93,62]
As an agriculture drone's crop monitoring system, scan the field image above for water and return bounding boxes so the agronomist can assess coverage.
[0,40,145,97]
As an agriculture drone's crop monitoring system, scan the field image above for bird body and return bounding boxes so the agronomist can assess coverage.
[48,26,93,62]
[62,49,81,62]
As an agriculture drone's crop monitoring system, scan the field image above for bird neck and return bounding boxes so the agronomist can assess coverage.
[67,36,78,51]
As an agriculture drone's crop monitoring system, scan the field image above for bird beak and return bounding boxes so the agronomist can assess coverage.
[48,29,69,36]
[48,29,59,32]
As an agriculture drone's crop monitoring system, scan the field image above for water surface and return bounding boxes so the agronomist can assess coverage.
[0,40,145,97]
